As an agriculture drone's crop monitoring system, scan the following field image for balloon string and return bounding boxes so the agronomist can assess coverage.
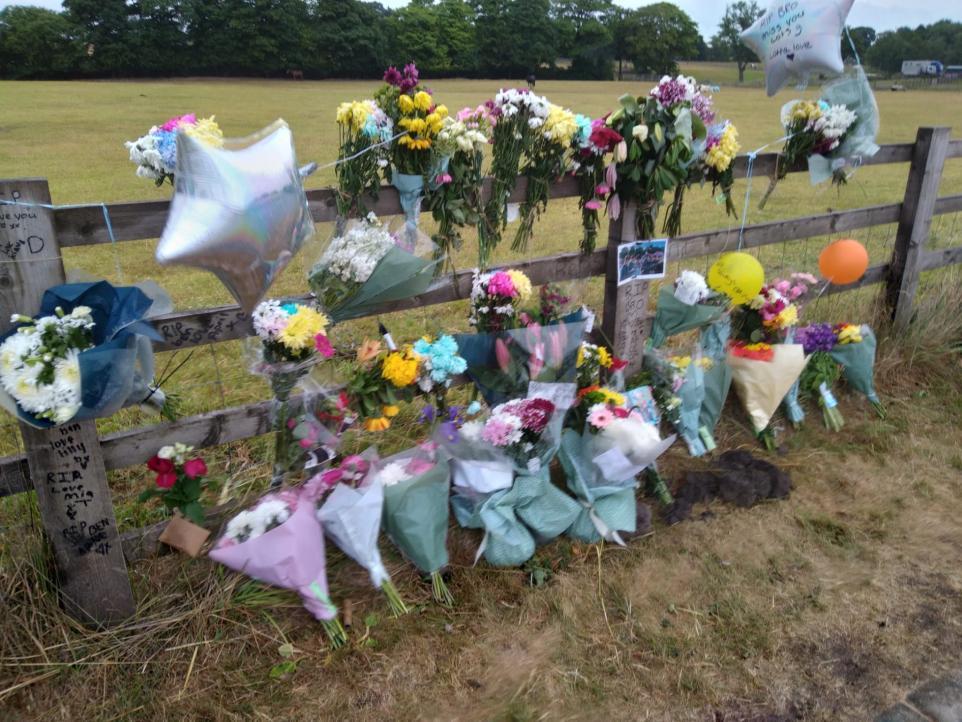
[315,131,407,172]
[736,133,794,251]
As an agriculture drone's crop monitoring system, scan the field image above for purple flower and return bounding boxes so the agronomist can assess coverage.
[692,93,716,125]
[383,66,402,86]
[797,323,838,354]
[439,421,459,444]
[419,405,436,424]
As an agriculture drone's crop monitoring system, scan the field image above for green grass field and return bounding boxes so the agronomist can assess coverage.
[2,70,962,720]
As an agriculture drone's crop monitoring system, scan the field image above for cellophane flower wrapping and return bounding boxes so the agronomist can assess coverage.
[780,327,807,425]
[697,316,733,434]
[558,416,674,543]
[438,383,581,567]
[644,347,716,456]
[209,490,338,623]
[828,325,881,406]
[379,448,451,577]
[649,285,726,349]
[316,464,391,590]
[807,67,879,185]
[0,281,164,428]
[455,312,588,407]
[308,215,439,323]
[727,343,809,433]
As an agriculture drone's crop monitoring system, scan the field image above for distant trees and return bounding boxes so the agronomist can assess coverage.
[711,1,763,83]
[9,1,957,83]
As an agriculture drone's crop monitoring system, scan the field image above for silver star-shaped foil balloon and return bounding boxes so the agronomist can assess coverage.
[741,0,854,97]
[156,119,315,312]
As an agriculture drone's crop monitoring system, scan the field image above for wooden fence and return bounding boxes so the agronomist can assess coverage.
[1,126,960,626]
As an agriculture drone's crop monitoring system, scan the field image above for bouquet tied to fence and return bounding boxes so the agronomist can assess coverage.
[0,281,167,428]
[572,114,624,254]
[308,214,439,323]
[248,299,334,487]
[334,99,393,220]
[125,113,223,186]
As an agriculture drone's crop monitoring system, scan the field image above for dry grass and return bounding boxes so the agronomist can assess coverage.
[2,73,962,720]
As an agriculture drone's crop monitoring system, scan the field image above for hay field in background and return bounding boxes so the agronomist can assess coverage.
[1,68,962,720]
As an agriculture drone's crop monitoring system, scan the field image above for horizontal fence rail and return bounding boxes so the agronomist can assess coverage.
[2,141,961,491]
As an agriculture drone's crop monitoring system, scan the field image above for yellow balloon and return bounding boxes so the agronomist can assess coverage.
[708,252,765,304]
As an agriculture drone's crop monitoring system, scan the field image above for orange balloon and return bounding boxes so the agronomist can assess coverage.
[819,239,869,284]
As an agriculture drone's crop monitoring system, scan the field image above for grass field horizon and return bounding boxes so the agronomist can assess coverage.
[2,71,962,720]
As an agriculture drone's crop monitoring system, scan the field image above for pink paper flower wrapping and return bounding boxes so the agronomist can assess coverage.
[208,500,337,621]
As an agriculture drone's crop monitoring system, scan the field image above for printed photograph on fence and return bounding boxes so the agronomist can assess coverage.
[617,239,668,286]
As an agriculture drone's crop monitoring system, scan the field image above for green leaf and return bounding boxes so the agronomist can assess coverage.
[270,661,297,680]
[182,501,205,525]
[278,642,295,659]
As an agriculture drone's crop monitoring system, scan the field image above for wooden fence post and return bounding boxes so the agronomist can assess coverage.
[602,203,649,378]
[0,179,135,626]
[886,126,951,330]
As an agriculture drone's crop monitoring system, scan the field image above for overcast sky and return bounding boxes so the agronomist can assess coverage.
[2,0,960,38]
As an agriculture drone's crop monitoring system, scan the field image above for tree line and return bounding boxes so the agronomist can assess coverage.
[0,0,959,82]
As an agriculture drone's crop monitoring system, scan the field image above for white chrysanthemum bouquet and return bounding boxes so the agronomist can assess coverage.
[0,306,94,423]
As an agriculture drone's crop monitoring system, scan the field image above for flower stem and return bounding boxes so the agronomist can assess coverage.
[645,466,673,506]
[758,426,777,452]
[431,570,454,607]
[380,579,409,617]
[872,400,886,419]
[321,617,347,649]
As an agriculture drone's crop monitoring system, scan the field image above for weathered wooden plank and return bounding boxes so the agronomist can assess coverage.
[920,247,962,271]
[934,193,962,215]
[53,174,583,247]
[730,143,915,179]
[822,263,889,296]
[150,247,607,351]
[886,127,951,330]
[948,139,962,159]
[669,202,901,262]
[0,179,135,625]
[601,204,649,377]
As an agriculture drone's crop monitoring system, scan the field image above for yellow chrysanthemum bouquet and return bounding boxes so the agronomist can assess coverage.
[334,99,394,219]
[346,338,420,432]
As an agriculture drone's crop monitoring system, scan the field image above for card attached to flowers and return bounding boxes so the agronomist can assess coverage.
[617,239,668,286]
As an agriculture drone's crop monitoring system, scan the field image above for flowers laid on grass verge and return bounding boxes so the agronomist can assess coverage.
[210,486,347,648]
[438,384,581,568]
[376,447,455,605]
[140,444,211,556]
[0,281,165,427]
[314,453,410,617]
[125,113,223,185]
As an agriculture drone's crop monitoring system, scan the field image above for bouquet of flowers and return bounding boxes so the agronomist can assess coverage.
[649,270,727,349]
[439,384,581,567]
[376,63,448,225]
[209,486,346,647]
[345,338,420,432]
[732,272,816,426]
[412,334,467,411]
[308,214,438,323]
[644,348,721,457]
[575,341,627,392]
[571,115,623,254]
[425,107,493,271]
[458,269,587,405]
[760,95,858,208]
[513,103,579,253]
[796,324,845,431]
[248,299,334,487]
[479,88,551,266]
[602,75,709,240]
[657,85,739,237]
[139,443,211,555]
[376,447,454,605]
[559,401,674,543]
[334,99,394,220]
[727,341,809,449]
[0,281,165,428]
[798,322,884,419]
[124,113,223,186]
[313,453,409,616]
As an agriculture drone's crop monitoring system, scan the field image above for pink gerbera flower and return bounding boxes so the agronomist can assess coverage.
[587,403,615,429]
